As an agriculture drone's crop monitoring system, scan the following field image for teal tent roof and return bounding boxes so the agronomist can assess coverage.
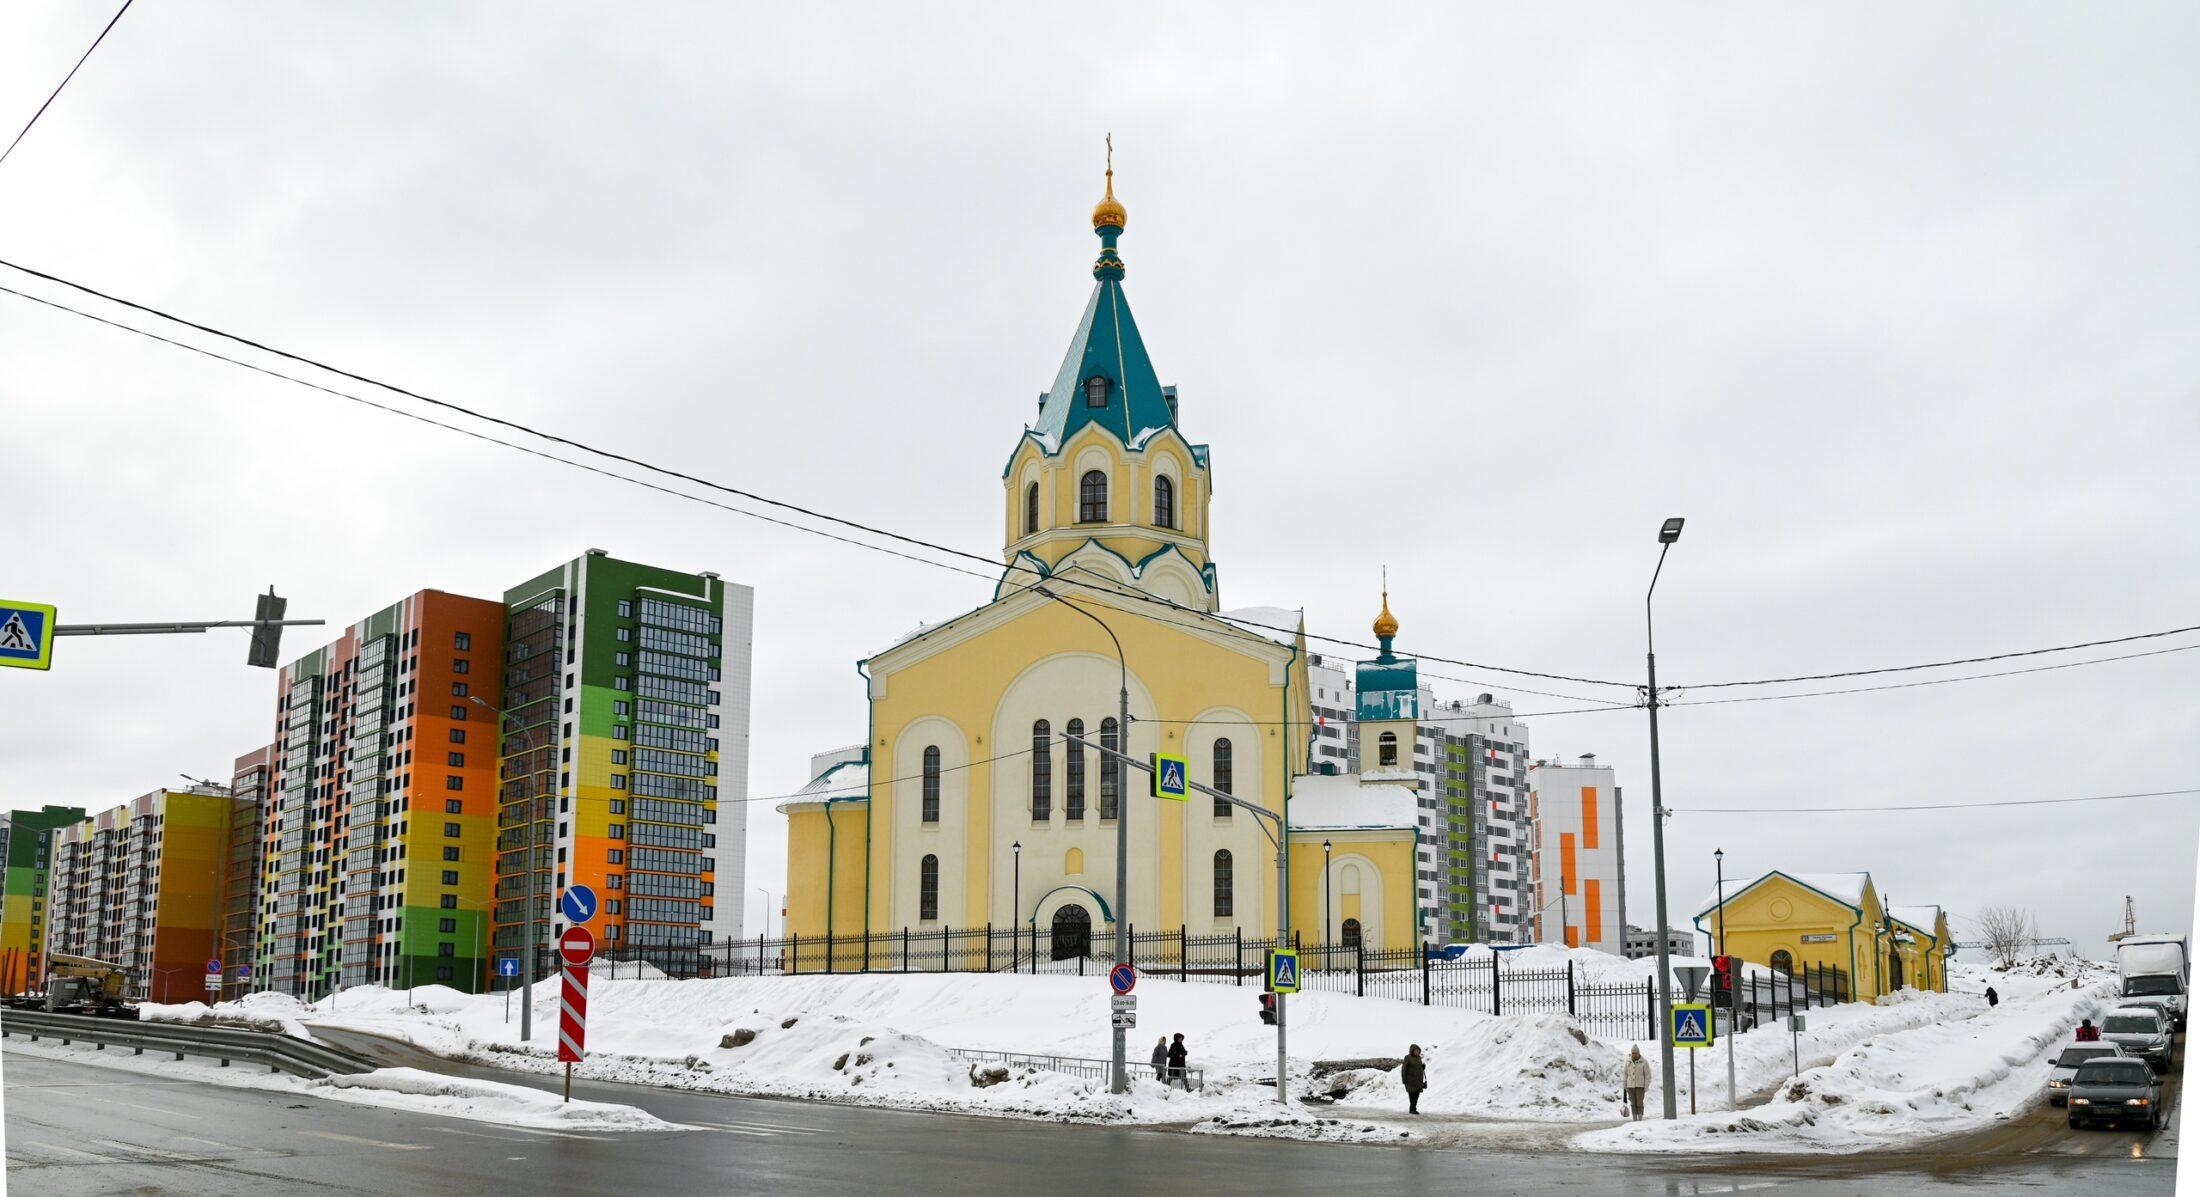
[1033,276,1176,450]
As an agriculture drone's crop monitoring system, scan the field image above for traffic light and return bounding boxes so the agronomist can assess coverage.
[1258,992,1277,1026]
[1711,955,1734,996]
[246,588,288,669]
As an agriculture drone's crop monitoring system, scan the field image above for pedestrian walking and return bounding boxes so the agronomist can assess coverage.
[1150,1036,1169,1082]
[1401,1045,1427,1115]
[1984,986,1999,1008]
[1623,1045,1651,1121]
[1167,1032,1189,1089]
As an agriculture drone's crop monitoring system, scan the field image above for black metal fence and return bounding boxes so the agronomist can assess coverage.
[592,925,1853,1042]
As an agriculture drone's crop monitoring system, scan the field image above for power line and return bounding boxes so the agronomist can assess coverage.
[1675,624,2200,691]
[1664,642,2200,708]
[0,259,1638,691]
[1669,787,2200,815]
[2,0,134,167]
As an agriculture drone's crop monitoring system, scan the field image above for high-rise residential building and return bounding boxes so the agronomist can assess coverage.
[46,786,254,1002]
[260,591,508,998]
[496,551,752,980]
[1528,753,1625,954]
[219,745,273,1000]
[0,804,85,994]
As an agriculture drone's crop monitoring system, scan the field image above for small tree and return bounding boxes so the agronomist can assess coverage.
[1976,905,2035,968]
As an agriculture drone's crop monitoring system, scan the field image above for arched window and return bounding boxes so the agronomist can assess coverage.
[1770,949,1793,975]
[1098,717,1120,819]
[1153,475,1175,529]
[1024,482,1039,536]
[919,854,939,921]
[1084,375,1109,407]
[1341,917,1362,949]
[1030,720,1051,820]
[1377,731,1399,767]
[1064,719,1086,821]
[1078,470,1108,523]
[921,746,940,823]
[1212,850,1234,918]
[1212,738,1234,819]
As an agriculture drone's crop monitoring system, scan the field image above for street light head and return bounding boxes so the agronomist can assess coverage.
[1323,839,1332,852]
[1658,517,1686,544]
[1012,840,1021,855]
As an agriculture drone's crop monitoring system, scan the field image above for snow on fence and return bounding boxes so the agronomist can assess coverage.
[590,926,1856,1042]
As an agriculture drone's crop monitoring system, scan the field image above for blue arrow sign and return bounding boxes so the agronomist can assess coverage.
[560,885,599,924]
[498,958,520,977]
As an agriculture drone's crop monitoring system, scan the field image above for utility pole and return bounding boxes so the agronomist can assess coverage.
[1716,847,1735,1110]
[474,696,547,1042]
[1646,516,1685,1120]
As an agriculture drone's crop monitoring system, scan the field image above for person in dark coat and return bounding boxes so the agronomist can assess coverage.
[1167,1033,1189,1088]
[1984,986,1999,1008]
[1401,1045,1427,1114]
[2075,1018,2100,1042]
[1150,1036,1170,1081]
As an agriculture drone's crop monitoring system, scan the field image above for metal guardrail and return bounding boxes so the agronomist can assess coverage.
[1,1010,375,1079]
[946,1047,1204,1091]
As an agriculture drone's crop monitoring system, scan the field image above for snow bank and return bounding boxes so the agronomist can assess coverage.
[1577,971,2117,1153]
[140,991,320,1038]
[320,1067,681,1132]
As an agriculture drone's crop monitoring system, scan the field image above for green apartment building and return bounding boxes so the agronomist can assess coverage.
[0,804,85,994]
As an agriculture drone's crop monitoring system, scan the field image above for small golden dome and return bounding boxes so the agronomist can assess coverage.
[1373,591,1399,640]
[1092,168,1126,230]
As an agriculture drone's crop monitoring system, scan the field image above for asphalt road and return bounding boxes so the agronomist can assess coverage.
[4,1041,2179,1196]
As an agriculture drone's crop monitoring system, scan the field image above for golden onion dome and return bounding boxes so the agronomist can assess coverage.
[1092,167,1126,230]
[1373,591,1399,640]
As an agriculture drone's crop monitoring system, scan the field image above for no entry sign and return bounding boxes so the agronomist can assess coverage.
[559,926,596,967]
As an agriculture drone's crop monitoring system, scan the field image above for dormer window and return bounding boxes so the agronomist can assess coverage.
[1084,375,1110,408]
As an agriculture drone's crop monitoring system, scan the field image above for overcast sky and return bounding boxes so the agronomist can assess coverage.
[3,4,2194,952]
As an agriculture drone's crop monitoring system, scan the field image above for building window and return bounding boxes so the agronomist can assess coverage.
[1063,719,1085,820]
[1213,850,1234,918]
[441,869,458,885]
[1153,475,1175,529]
[452,658,470,675]
[1099,717,1120,819]
[1030,720,1051,820]
[1212,738,1233,818]
[443,822,461,838]
[446,775,464,791]
[442,847,459,861]
[610,774,628,789]
[1770,949,1794,974]
[451,705,468,719]
[1084,375,1109,407]
[440,893,457,909]
[1341,917,1362,949]
[1024,482,1039,536]
[439,918,457,933]
[1378,731,1399,767]
[444,799,462,814]
[454,632,472,650]
[447,753,464,768]
[449,728,466,744]
[437,942,455,958]
[921,746,941,823]
[618,600,633,618]
[451,682,469,697]
[1078,470,1107,523]
[920,854,939,921]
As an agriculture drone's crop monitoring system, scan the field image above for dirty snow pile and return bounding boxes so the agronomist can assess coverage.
[320,1067,682,1132]
[1577,961,2118,1154]
[139,990,321,1038]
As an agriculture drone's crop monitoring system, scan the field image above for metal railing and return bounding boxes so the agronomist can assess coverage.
[946,1047,1203,1090]
[1,1010,375,1079]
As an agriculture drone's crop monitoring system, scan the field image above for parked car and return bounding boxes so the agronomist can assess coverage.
[2066,1056,2164,1131]
[2099,1007,2175,1072]
[2120,973,2188,1034]
[2046,1043,2129,1106]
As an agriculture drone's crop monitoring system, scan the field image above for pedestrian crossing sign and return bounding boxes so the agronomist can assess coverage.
[1265,948,1300,994]
[0,601,56,671]
[1669,1002,1714,1049]
[1151,752,1189,801]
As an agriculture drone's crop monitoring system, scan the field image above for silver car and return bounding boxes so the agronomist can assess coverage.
[2046,1042,2128,1106]
[2101,1006,2175,1072]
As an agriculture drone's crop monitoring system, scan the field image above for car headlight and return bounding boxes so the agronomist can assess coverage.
[2048,1078,2068,1088]
[2070,1097,2091,1105]
[2127,1098,2152,1106]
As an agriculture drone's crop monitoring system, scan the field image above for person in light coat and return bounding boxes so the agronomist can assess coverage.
[1150,1036,1169,1082]
[1623,1046,1652,1121]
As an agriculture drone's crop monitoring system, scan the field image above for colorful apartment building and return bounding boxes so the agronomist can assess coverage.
[219,745,273,1000]
[259,591,508,997]
[44,787,253,1002]
[1528,754,1626,954]
[496,551,751,980]
[0,804,85,993]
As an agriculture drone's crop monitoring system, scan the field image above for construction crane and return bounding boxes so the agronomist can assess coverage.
[2108,896,2138,943]
[1953,937,2073,950]
[36,953,135,1017]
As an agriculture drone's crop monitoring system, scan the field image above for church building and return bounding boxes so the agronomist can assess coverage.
[780,161,1420,961]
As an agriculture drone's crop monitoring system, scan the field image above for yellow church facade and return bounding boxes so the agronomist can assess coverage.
[782,163,1420,960]
[1696,870,1951,1002]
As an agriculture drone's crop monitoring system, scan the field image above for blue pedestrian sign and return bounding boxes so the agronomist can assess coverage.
[1669,1002,1714,1049]
[560,885,599,924]
[1265,948,1300,994]
[1109,963,1137,995]
[1151,752,1189,801]
[0,601,56,671]
[497,958,520,978]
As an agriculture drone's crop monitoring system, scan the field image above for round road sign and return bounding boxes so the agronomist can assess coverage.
[205,958,222,974]
[560,885,599,924]
[558,926,596,967]
[1109,963,1136,995]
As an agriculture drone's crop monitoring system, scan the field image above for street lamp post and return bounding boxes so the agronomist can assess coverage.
[1716,847,1735,1109]
[1033,586,1132,1095]
[1646,515,1685,1120]
[473,695,549,1043]
[1322,840,1333,963]
[1012,840,1022,971]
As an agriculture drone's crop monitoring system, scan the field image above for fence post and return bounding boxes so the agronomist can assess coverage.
[901,927,910,973]
[986,923,994,973]
[1356,933,1365,999]
[792,931,800,974]
[1647,984,1657,1041]
[1421,945,1432,1007]
[1180,924,1188,982]
[1567,959,1577,1017]
[1491,953,1503,1017]
[1235,927,1243,987]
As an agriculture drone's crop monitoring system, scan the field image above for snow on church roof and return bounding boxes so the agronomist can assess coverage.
[780,758,869,811]
[1290,772,1416,832]
[1216,606,1303,646]
[1697,870,1874,918]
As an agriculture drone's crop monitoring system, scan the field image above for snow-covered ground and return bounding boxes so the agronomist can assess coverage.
[125,951,2115,1152]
